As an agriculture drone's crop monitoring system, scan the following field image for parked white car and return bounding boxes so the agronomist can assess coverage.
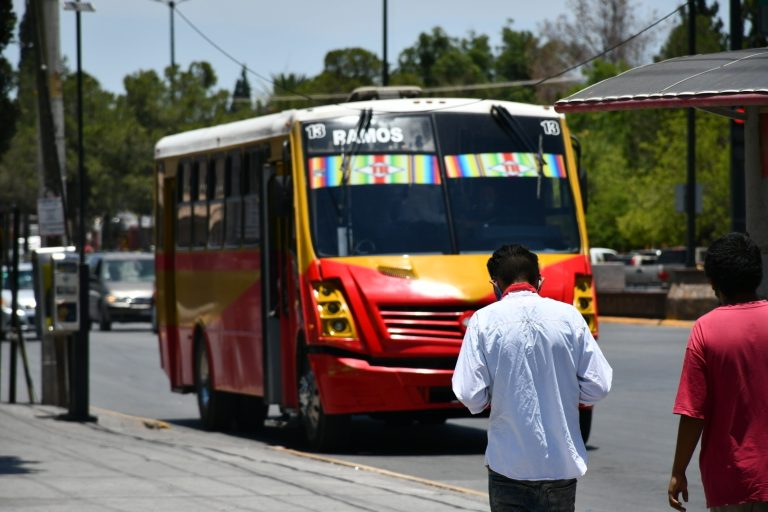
[590,247,619,264]
[1,263,37,336]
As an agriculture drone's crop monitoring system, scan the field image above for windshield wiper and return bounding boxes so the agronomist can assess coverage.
[491,105,546,199]
[334,108,373,255]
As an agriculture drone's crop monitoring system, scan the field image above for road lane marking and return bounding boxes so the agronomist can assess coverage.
[271,445,488,498]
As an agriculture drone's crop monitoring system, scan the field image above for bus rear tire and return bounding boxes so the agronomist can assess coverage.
[298,356,349,451]
[194,336,233,431]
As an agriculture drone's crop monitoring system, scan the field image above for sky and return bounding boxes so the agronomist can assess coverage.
[4,1,728,101]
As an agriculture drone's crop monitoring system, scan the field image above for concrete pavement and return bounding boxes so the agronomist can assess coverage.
[0,403,488,511]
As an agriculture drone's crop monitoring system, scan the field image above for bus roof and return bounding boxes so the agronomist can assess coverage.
[154,98,563,160]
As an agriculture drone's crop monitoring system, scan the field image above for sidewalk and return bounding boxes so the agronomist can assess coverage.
[0,403,487,511]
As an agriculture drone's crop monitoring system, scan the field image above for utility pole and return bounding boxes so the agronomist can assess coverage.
[729,0,746,233]
[30,0,69,245]
[382,0,389,86]
[42,0,67,210]
[686,0,696,267]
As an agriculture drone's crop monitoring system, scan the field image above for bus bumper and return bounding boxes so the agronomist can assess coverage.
[311,354,463,415]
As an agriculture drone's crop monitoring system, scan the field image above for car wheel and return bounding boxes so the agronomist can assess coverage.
[298,353,349,451]
[579,407,593,444]
[98,304,112,331]
[194,334,233,431]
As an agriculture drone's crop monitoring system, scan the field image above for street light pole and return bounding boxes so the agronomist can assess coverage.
[153,0,190,98]
[63,0,95,422]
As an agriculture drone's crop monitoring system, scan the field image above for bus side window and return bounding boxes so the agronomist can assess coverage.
[208,153,225,248]
[225,150,243,247]
[192,157,208,248]
[177,159,192,248]
[243,147,265,246]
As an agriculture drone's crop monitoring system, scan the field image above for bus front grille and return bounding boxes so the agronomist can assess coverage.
[378,307,470,344]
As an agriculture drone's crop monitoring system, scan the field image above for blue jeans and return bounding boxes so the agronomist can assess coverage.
[488,468,577,512]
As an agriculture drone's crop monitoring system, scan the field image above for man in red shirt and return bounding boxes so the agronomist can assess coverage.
[668,232,768,511]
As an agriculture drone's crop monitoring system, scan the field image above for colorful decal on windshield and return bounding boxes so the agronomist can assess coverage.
[444,153,566,179]
[309,154,441,189]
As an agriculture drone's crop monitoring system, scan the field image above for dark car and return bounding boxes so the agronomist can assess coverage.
[87,252,154,331]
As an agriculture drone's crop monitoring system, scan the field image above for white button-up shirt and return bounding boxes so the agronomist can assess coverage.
[452,289,612,481]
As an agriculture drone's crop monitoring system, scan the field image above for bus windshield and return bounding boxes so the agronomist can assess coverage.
[437,112,580,253]
[304,111,580,257]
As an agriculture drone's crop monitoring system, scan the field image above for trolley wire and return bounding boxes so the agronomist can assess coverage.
[172,2,687,104]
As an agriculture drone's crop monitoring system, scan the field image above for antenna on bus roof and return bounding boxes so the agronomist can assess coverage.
[346,86,422,102]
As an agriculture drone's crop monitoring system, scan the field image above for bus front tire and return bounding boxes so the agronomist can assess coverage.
[194,336,233,431]
[298,357,349,452]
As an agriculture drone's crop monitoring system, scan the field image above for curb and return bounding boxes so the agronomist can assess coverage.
[600,316,694,328]
[91,405,172,430]
[271,446,488,498]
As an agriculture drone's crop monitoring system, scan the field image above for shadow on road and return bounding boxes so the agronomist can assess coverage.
[0,455,40,475]
[163,414,488,456]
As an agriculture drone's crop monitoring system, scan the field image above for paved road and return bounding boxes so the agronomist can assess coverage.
[0,321,705,511]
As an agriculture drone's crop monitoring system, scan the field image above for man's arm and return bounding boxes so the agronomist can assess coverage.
[668,414,704,511]
[576,322,612,405]
[452,318,490,414]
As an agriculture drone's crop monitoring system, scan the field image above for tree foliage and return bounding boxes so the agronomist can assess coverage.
[0,0,18,157]
[0,0,753,250]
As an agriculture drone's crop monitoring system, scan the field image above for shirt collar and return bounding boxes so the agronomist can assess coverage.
[502,282,538,297]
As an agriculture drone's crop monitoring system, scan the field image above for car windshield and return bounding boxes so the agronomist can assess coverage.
[101,259,154,283]
[304,111,580,256]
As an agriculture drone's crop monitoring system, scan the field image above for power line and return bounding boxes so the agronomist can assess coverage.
[173,2,685,104]
[535,3,686,86]
[172,6,314,101]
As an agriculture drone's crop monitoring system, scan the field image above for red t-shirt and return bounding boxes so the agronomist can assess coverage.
[674,300,768,508]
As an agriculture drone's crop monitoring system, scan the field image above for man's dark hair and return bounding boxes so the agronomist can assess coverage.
[705,232,763,296]
[487,244,539,287]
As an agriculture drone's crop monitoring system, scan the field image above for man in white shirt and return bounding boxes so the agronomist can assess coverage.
[453,244,613,512]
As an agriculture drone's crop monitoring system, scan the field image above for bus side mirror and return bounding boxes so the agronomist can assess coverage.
[571,134,588,213]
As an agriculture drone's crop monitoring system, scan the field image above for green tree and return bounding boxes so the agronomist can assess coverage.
[742,0,768,47]
[656,0,726,59]
[616,111,730,246]
[494,21,541,103]
[0,0,18,156]
[266,72,313,110]
[230,65,252,114]
[309,47,381,94]
[397,27,455,87]
[0,5,36,214]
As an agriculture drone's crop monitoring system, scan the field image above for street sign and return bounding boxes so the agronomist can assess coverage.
[675,184,703,215]
[37,197,67,237]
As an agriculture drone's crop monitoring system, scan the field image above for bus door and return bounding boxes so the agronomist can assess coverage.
[261,161,294,405]
[161,169,182,387]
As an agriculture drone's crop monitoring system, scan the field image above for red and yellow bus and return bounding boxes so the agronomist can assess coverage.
[154,92,598,449]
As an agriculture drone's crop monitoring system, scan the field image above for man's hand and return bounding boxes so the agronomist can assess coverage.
[668,472,688,511]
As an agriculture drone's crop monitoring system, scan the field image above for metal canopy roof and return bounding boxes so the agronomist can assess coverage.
[554,47,768,113]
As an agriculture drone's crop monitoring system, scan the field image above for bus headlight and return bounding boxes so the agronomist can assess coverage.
[573,273,597,334]
[312,280,357,340]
